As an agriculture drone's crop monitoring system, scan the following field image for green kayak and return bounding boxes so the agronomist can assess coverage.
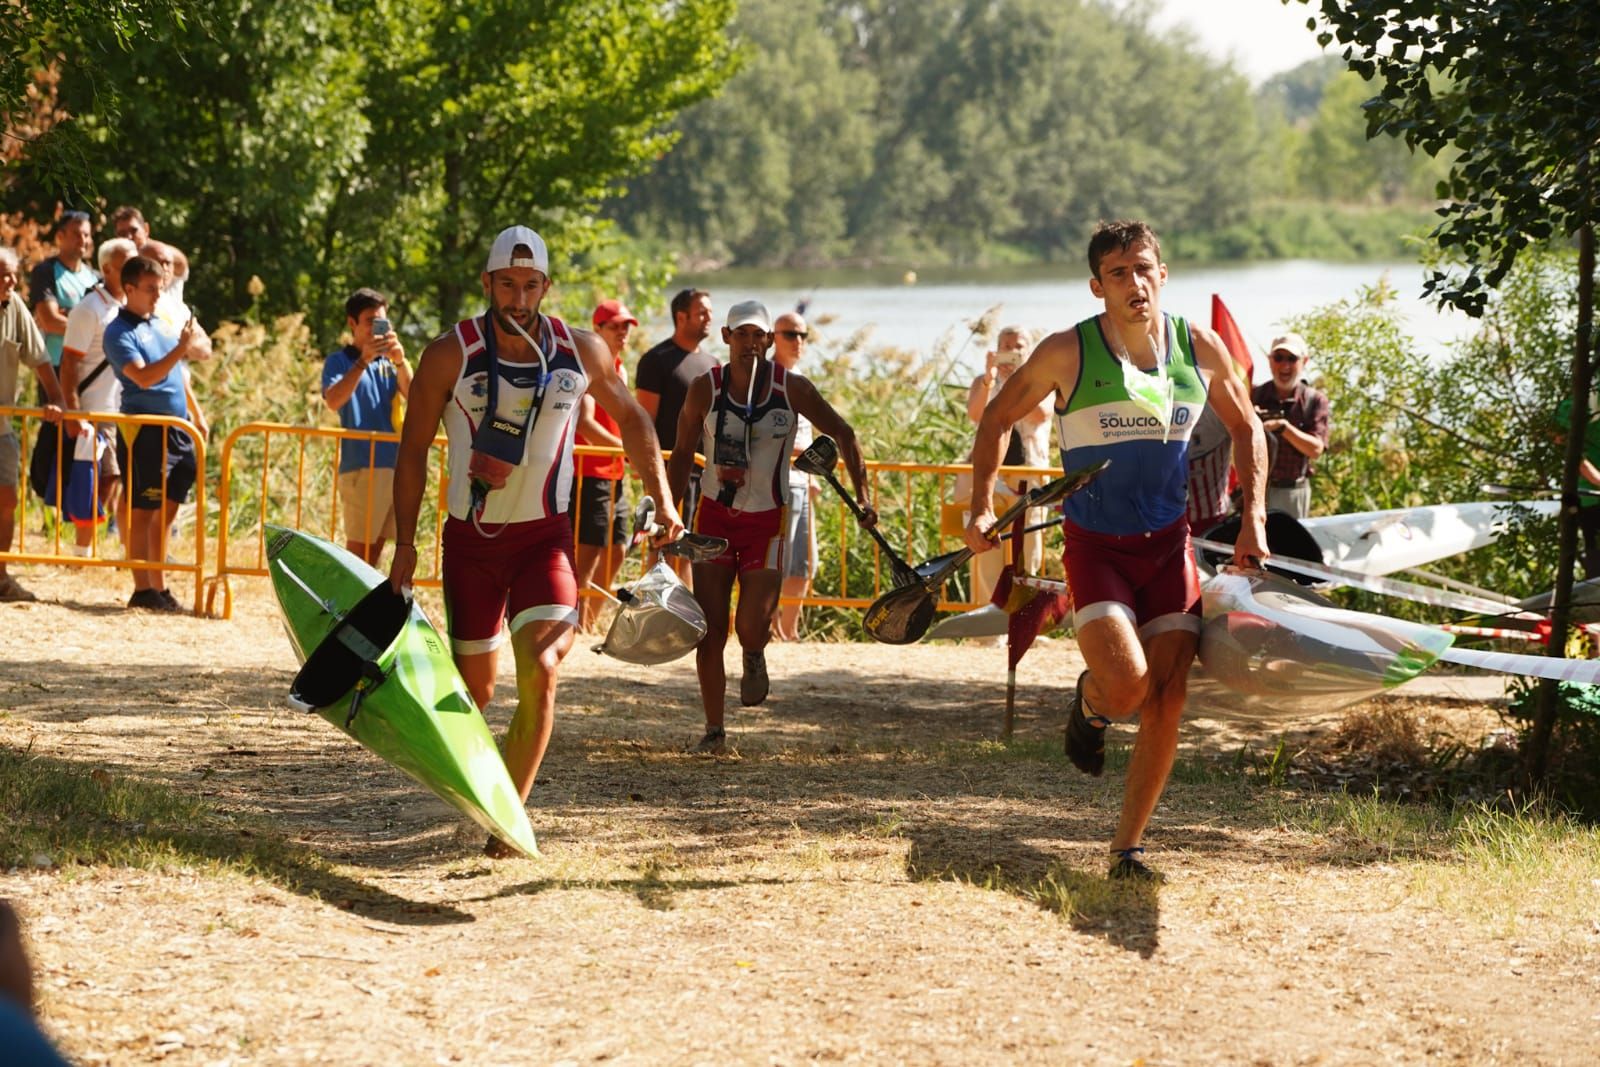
[265,525,538,858]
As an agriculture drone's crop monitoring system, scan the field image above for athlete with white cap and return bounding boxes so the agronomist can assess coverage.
[666,299,875,753]
[389,225,683,855]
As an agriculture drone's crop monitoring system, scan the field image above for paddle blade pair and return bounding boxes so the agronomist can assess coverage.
[860,460,1109,645]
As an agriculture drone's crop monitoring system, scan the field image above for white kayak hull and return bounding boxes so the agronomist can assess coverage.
[1189,571,1455,718]
[1301,501,1558,577]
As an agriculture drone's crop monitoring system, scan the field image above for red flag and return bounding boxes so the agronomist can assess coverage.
[991,511,1071,670]
[1210,294,1254,384]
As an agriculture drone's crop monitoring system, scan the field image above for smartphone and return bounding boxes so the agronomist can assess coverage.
[372,316,391,337]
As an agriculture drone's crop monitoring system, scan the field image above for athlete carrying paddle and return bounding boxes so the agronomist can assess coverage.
[667,300,876,753]
[964,219,1269,879]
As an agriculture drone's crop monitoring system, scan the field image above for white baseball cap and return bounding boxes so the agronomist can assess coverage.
[725,299,771,332]
[485,225,549,275]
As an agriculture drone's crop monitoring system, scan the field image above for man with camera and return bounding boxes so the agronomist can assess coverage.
[322,287,411,564]
[666,300,874,753]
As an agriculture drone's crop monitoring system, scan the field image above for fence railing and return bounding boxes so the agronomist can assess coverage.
[1,404,208,613]
[8,408,1062,625]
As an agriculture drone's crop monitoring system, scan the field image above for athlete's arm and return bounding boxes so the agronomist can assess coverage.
[787,374,876,527]
[964,330,1074,553]
[574,394,624,452]
[388,333,460,592]
[666,374,712,513]
[577,329,682,544]
[1193,325,1269,567]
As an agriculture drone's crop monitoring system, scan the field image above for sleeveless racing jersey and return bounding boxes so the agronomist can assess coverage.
[1055,313,1209,535]
[442,312,588,524]
[696,360,798,513]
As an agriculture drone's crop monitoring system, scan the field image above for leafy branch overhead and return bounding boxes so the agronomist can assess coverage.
[1300,0,1600,315]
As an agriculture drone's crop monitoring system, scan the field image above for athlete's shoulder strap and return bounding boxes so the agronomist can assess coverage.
[770,362,788,398]
[455,316,487,358]
[545,314,577,358]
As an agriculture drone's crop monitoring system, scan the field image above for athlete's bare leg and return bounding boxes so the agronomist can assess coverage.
[573,542,623,631]
[690,562,738,732]
[735,568,782,655]
[500,618,576,801]
[1073,615,1197,852]
[344,539,387,566]
[775,575,809,640]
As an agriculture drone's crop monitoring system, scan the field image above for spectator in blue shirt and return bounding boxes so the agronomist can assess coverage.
[103,255,203,612]
[322,287,411,564]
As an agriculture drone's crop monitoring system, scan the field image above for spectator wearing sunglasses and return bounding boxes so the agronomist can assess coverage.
[770,311,818,641]
[1251,332,1329,518]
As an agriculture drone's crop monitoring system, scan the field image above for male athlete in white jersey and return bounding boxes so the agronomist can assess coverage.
[389,225,683,856]
[965,219,1269,879]
[667,300,875,753]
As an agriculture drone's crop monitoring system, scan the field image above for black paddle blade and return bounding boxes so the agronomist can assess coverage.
[794,435,840,477]
[862,582,939,645]
[660,532,729,563]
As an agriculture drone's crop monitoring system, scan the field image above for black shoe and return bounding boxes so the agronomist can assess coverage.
[1109,847,1159,881]
[128,588,163,610]
[740,650,769,706]
[156,589,184,613]
[1064,669,1109,777]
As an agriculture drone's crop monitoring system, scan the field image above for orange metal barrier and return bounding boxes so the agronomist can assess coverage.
[205,421,665,620]
[1,404,208,613]
[206,421,445,618]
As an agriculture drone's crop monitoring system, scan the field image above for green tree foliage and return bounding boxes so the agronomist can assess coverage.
[1301,0,1600,781]
[619,0,1448,269]
[1295,71,1445,204]
[1256,55,1343,125]
[0,0,197,193]
[16,0,736,337]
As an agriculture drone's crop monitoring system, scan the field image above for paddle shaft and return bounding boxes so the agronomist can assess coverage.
[814,467,919,583]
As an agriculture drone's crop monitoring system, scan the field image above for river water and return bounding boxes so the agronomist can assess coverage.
[672,259,1476,384]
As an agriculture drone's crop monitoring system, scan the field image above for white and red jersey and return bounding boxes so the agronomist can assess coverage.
[696,360,798,514]
[441,313,588,524]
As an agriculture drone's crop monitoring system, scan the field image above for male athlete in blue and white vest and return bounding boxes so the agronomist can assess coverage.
[389,225,684,857]
[964,219,1269,880]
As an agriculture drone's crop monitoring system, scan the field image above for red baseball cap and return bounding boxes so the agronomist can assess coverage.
[592,299,639,328]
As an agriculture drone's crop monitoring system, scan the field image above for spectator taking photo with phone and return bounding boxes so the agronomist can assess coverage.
[322,286,412,564]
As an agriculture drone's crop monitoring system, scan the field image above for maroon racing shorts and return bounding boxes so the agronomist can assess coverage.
[1062,515,1201,641]
[693,498,786,574]
[442,513,577,655]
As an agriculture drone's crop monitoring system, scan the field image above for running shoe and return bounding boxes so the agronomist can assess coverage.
[740,650,769,706]
[693,727,727,754]
[484,835,518,860]
[127,588,164,610]
[0,575,37,602]
[156,589,184,613]
[1109,847,1160,881]
[1064,669,1109,777]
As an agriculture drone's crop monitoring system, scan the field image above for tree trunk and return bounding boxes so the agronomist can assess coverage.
[1527,221,1597,782]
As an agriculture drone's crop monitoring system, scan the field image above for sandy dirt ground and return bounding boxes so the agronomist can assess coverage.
[3,564,1599,1066]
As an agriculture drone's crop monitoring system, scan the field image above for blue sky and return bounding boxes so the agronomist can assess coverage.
[1148,0,1334,83]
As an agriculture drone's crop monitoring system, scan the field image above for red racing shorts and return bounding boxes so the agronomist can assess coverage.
[441,512,577,655]
[693,498,786,574]
[1062,515,1201,641]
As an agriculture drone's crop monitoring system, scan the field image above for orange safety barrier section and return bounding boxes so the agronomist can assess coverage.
[804,459,1063,612]
[6,408,1063,626]
[0,404,208,613]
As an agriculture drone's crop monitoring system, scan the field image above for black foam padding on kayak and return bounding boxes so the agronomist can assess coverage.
[291,584,410,708]
[1198,511,1324,586]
